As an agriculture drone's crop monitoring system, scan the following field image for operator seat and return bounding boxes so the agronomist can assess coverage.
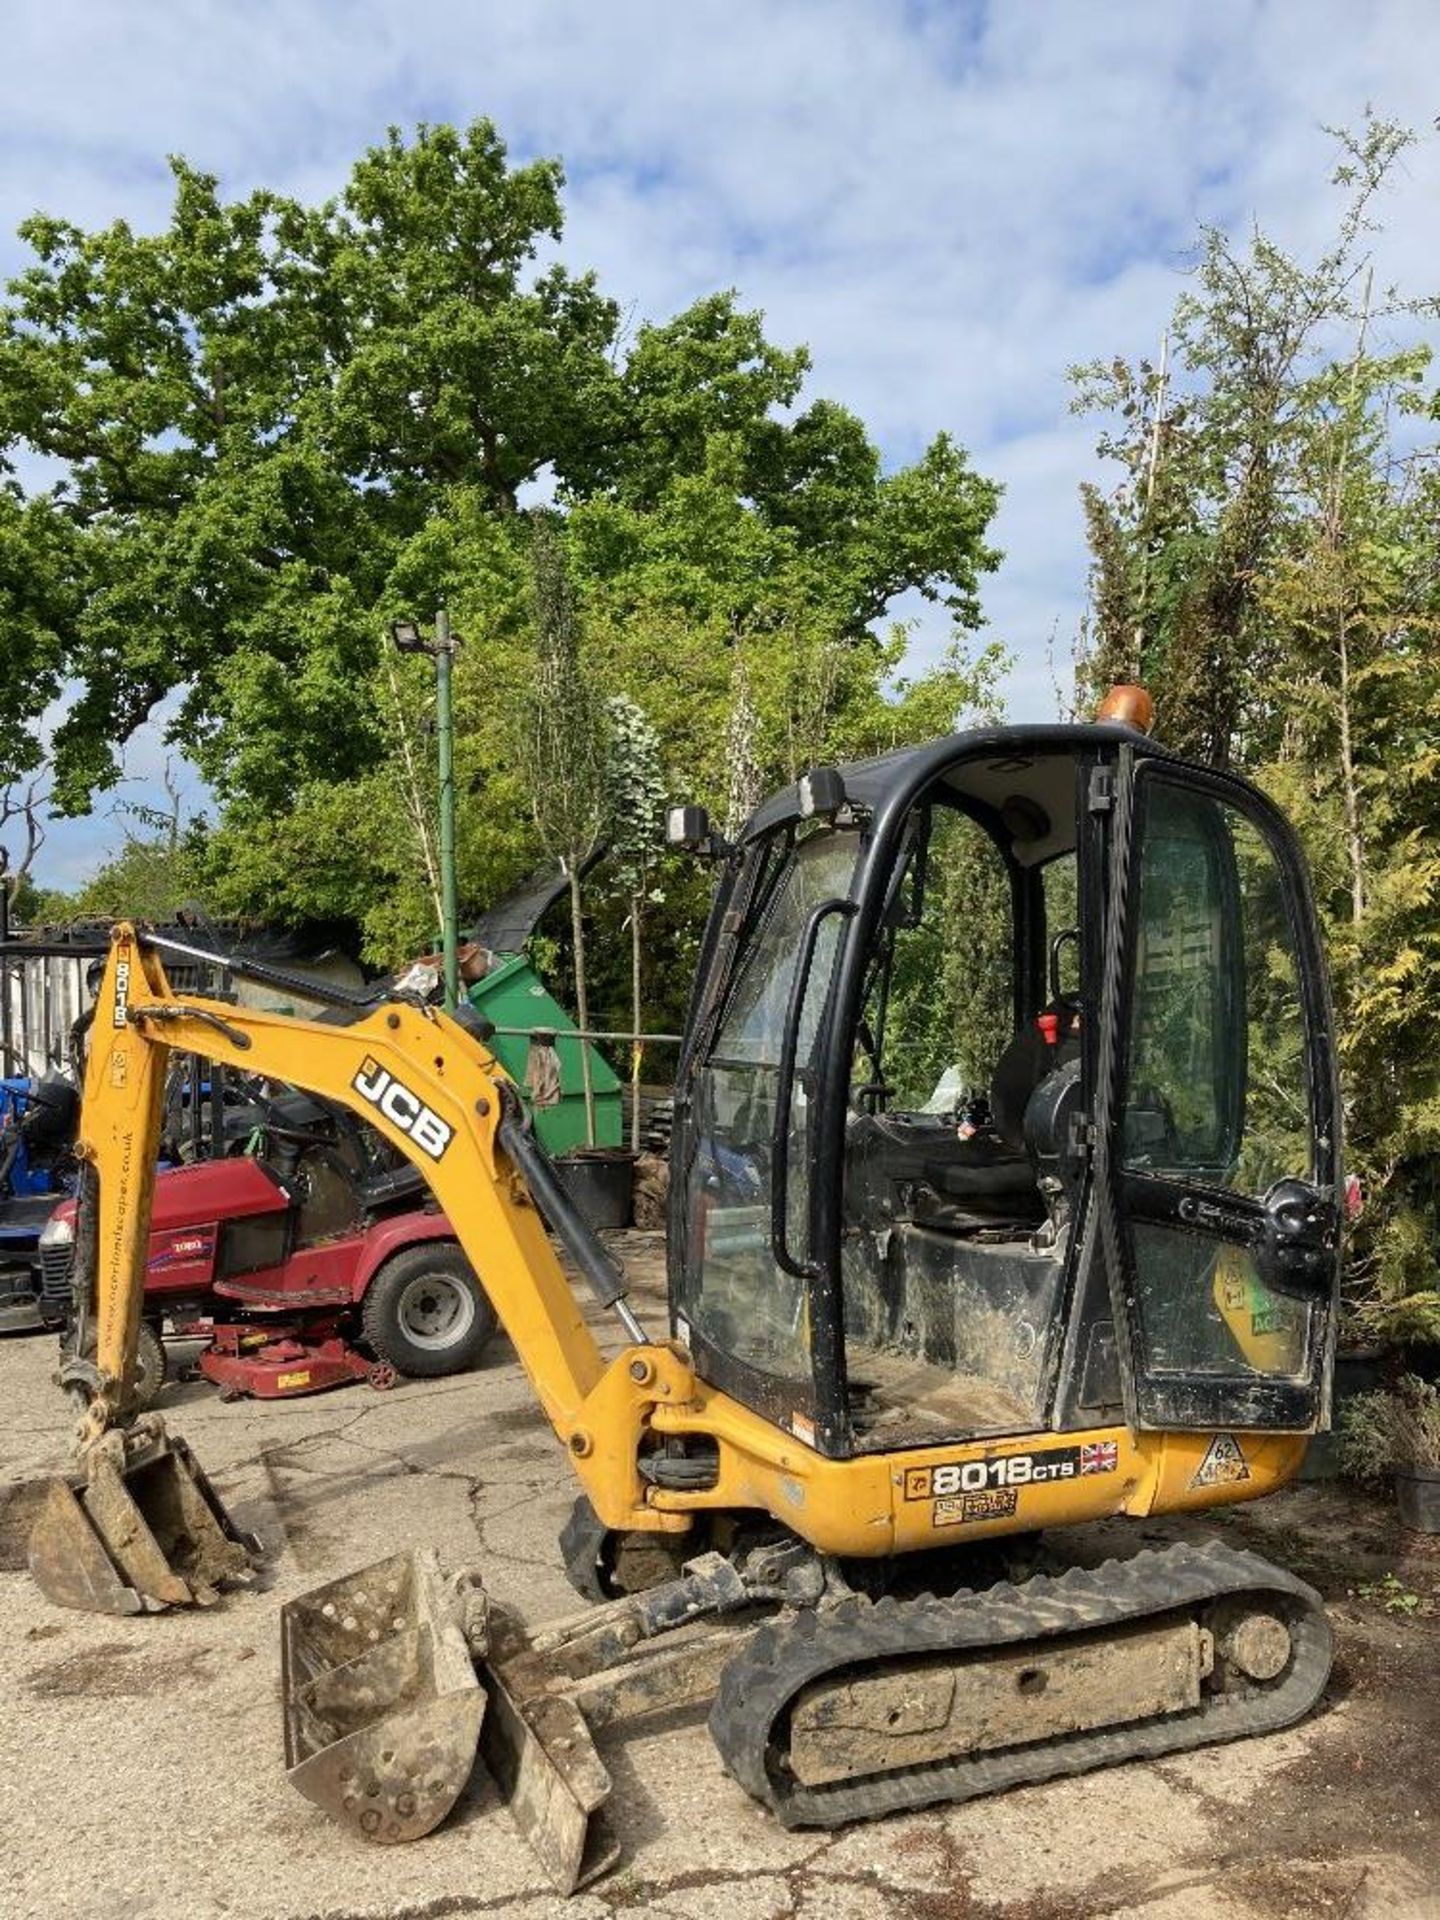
[989,1002,1080,1152]
[903,1000,1080,1232]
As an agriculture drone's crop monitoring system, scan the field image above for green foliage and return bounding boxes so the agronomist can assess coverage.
[878,810,1016,1109]
[1354,1572,1426,1616]
[605,692,666,913]
[519,515,611,1138]
[0,123,620,811]
[1071,115,1418,768]
[523,516,607,871]
[605,692,667,1144]
[1351,1209,1440,1349]
[68,824,210,923]
[2,115,1003,1029]
[7,873,70,926]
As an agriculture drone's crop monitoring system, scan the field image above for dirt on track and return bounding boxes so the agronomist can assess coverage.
[0,1231,1437,1920]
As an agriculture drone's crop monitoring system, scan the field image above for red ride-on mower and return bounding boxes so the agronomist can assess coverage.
[42,1145,497,1403]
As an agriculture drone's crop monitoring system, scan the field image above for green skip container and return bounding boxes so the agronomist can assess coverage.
[467,953,621,1157]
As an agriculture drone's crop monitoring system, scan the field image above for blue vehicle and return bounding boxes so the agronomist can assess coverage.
[0,1074,78,1331]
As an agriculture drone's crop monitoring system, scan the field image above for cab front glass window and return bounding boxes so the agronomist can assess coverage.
[677,828,860,1382]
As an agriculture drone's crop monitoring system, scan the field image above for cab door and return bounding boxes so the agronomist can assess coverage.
[1096,752,1341,1432]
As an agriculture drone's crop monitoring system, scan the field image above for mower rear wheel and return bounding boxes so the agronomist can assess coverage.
[132,1320,167,1413]
[362,1244,497,1378]
[66,1315,166,1412]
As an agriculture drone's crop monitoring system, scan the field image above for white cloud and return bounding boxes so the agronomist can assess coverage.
[2,0,1437,884]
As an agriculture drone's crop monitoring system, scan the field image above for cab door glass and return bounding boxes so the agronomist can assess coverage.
[1121,778,1316,1380]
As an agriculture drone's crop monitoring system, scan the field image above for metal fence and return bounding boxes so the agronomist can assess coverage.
[1,945,90,1078]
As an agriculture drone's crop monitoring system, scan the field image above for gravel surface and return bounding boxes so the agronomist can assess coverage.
[1,1231,1436,1919]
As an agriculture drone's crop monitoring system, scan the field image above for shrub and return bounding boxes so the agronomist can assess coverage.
[1337,1374,1440,1482]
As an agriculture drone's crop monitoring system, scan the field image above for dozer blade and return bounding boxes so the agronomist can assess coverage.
[480,1610,618,1895]
[282,1550,488,1845]
[28,1416,257,1616]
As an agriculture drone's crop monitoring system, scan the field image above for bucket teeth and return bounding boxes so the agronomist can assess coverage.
[27,1418,257,1617]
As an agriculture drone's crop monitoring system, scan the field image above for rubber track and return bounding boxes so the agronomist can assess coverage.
[708,1539,1332,1828]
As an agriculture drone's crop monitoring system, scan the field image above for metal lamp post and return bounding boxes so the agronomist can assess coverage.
[390,611,461,1011]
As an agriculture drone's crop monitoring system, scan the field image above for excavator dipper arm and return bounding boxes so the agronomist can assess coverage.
[72,926,620,1448]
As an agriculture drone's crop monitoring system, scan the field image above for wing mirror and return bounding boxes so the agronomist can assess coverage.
[666,804,732,859]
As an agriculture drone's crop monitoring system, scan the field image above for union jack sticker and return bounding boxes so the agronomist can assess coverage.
[1080,1441,1119,1475]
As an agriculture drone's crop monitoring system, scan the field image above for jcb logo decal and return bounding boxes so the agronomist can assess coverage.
[351,1057,453,1161]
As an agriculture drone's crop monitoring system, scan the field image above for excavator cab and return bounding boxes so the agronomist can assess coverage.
[670,724,1339,1465]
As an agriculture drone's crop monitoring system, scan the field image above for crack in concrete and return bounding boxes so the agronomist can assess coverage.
[467,1481,574,1571]
[301,1889,585,1920]
[254,1399,567,1574]
[591,1829,849,1918]
[1334,1865,1372,1919]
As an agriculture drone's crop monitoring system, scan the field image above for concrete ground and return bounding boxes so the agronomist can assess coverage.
[1,1231,1437,1920]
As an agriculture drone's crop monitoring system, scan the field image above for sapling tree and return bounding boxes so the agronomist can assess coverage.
[605,693,666,1150]
[1072,113,1440,1345]
[721,653,763,841]
[523,515,608,1143]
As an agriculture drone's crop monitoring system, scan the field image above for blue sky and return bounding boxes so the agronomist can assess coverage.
[4,0,1438,887]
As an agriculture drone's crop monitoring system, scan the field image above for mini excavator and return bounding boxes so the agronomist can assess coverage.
[27,692,1342,1890]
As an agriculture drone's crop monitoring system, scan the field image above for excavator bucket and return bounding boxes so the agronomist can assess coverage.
[28,1417,257,1616]
[281,1550,489,1845]
[282,1548,618,1883]
[279,1549,771,1892]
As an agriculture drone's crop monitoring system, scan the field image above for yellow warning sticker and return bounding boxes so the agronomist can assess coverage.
[1190,1432,1251,1488]
[276,1371,311,1389]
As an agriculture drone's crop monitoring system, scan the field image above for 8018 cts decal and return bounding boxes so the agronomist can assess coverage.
[905,1440,1118,1503]
[351,1058,453,1160]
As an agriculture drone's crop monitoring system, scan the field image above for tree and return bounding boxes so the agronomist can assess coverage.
[522,517,608,1142]
[0,123,622,812]
[1073,114,1440,1346]
[605,694,667,1149]
[0,776,49,909]
[1071,116,1416,767]
[721,655,763,840]
[2,117,1006,1039]
[67,829,209,924]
